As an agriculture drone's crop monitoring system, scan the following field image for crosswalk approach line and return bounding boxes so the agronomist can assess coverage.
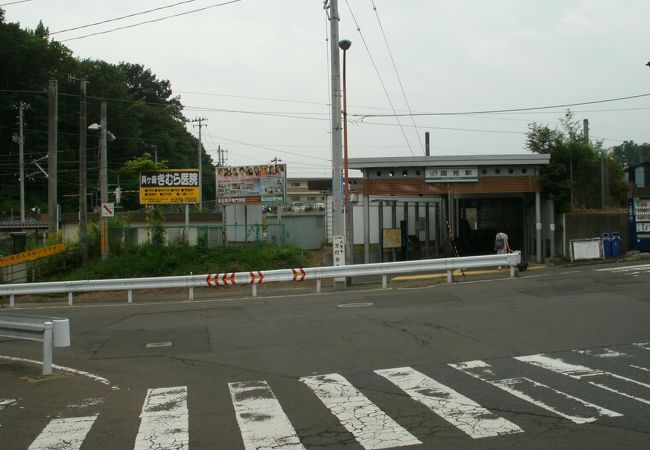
[375,366,523,439]
[516,354,650,405]
[28,415,98,450]
[450,360,622,424]
[134,386,189,450]
[228,380,305,450]
[300,373,422,449]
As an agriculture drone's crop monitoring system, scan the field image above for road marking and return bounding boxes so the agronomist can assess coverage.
[337,302,374,308]
[375,366,523,439]
[145,342,172,348]
[0,355,119,390]
[574,348,628,358]
[134,386,189,450]
[516,354,650,405]
[28,415,98,450]
[630,365,650,373]
[451,360,621,424]
[634,342,650,351]
[228,380,305,450]
[301,373,421,449]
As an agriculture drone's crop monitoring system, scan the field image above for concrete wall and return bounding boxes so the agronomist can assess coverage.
[558,212,628,258]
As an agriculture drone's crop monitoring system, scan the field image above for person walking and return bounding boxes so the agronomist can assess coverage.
[494,231,510,270]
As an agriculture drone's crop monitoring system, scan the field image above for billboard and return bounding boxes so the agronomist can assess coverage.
[139,169,200,205]
[216,164,286,205]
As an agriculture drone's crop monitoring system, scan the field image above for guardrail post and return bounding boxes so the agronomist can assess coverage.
[68,292,73,306]
[42,321,53,375]
[128,290,133,303]
[510,265,515,278]
[189,286,194,301]
[316,279,321,293]
[252,284,257,297]
[382,274,387,289]
[447,269,453,283]
[9,294,15,308]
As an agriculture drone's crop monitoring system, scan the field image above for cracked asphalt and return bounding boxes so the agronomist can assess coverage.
[1,261,650,449]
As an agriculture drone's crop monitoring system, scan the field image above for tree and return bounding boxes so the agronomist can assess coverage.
[526,111,625,212]
[612,140,650,165]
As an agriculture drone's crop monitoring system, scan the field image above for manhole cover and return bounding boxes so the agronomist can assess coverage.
[337,302,374,308]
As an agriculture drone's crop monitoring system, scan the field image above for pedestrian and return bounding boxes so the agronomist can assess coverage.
[494,231,510,270]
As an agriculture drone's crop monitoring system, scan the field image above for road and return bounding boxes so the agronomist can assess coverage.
[1,262,650,449]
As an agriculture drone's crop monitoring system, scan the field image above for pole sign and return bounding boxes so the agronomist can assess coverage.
[101,202,114,218]
[139,169,200,205]
[216,164,286,205]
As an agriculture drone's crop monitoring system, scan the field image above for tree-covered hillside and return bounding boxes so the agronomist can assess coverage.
[0,9,215,217]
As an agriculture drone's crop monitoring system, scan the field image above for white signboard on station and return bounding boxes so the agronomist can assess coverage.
[425,167,478,183]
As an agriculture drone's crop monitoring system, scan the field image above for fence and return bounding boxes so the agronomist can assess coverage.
[0,252,521,307]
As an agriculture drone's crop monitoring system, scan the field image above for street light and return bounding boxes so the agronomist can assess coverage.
[339,39,352,265]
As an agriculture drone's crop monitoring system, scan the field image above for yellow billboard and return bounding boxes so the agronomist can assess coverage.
[139,169,200,205]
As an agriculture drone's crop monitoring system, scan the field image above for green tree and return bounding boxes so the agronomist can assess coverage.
[526,111,625,212]
[612,140,650,165]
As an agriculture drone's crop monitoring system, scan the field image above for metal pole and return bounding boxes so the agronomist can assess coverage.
[535,192,542,263]
[341,41,352,265]
[79,79,88,263]
[99,101,109,259]
[18,103,25,223]
[42,322,53,375]
[48,80,58,233]
[329,0,345,270]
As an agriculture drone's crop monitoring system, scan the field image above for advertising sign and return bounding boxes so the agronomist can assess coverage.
[216,164,286,205]
[139,169,200,205]
[382,228,402,248]
[0,243,65,267]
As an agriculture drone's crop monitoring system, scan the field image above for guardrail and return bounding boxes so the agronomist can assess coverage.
[0,314,71,375]
[0,252,521,307]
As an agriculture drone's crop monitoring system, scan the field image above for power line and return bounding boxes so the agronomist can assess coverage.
[353,93,650,118]
[51,0,202,35]
[368,0,424,154]
[0,0,34,6]
[59,0,243,42]
[343,0,416,157]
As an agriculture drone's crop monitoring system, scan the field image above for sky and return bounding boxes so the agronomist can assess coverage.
[3,0,650,178]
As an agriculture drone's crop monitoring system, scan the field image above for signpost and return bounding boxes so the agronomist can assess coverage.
[139,169,200,205]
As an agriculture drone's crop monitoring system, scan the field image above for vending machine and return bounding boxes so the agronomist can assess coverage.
[629,197,650,251]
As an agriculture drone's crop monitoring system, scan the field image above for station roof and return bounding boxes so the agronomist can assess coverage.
[349,153,550,169]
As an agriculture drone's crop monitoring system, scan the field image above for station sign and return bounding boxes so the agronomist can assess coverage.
[139,169,200,205]
[425,167,478,183]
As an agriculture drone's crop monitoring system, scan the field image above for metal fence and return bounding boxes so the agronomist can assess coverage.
[0,252,521,307]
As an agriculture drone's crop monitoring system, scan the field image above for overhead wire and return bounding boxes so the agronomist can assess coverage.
[59,0,242,42]
[343,0,416,158]
[368,0,424,154]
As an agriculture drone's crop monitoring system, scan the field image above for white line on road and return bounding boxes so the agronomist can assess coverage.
[301,373,422,449]
[451,360,621,424]
[634,342,650,351]
[596,264,650,272]
[516,354,650,405]
[228,380,305,450]
[28,415,98,450]
[375,366,523,439]
[134,386,189,450]
[630,365,650,373]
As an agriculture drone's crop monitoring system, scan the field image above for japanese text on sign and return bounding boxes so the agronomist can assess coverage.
[139,169,200,205]
[333,235,345,267]
[425,167,478,183]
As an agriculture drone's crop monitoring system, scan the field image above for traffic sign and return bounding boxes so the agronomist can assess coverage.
[101,202,114,218]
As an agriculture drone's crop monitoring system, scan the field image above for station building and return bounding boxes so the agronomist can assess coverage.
[348,153,552,263]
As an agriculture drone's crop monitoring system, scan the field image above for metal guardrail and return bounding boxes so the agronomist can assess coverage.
[0,252,521,307]
[0,314,71,375]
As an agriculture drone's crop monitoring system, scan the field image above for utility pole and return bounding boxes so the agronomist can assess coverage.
[327,0,346,273]
[191,117,207,209]
[99,100,109,259]
[18,102,26,223]
[48,80,58,233]
[70,76,89,263]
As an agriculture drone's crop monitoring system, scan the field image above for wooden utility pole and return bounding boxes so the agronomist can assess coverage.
[191,117,207,209]
[48,80,58,233]
[77,77,88,263]
[18,103,25,223]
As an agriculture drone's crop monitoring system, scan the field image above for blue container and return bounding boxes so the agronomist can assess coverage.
[602,232,612,257]
[611,231,622,257]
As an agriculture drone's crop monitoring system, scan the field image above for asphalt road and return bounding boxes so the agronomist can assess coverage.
[1,261,650,449]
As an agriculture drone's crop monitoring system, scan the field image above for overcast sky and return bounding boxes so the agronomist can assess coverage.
[4,0,650,177]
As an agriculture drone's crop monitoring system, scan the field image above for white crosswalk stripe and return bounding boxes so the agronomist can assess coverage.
[134,386,189,450]
[7,342,650,449]
[28,415,98,450]
[301,372,422,449]
[516,354,650,405]
[376,366,523,439]
[228,380,305,450]
[450,360,621,424]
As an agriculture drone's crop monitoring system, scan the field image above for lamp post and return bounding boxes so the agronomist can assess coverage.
[339,39,352,265]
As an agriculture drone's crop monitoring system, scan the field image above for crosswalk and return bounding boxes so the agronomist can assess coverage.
[3,342,650,449]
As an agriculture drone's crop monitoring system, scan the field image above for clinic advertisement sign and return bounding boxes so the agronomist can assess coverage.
[139,169,200,205]
[216,164,286,205]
